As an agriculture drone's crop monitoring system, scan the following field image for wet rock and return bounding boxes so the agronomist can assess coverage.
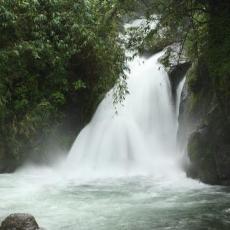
[173,48,230,186]
[159,43,191,104]
[186,106,230,185]
[215,144,230,185]
[168,62,191,102]
[186,128,219,185]
[0,213,41,230]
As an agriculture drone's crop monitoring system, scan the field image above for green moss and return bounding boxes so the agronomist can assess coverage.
[187,131,219,184]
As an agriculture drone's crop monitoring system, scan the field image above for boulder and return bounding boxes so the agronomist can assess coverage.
[0,213,41,230]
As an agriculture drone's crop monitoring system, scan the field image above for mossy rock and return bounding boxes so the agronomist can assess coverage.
[187,129,219,185]
[186,106,230,185]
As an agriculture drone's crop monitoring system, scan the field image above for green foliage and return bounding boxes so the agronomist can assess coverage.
[1,0,229,170]
[141,0,230,118]
[0,0,129,167]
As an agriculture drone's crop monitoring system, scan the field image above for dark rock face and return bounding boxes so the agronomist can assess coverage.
[0,151,16,174]
[186,126,219,185]
[159,43,191,105]
[177,59,230,185]
[186,106,230,185]
[168,62,191,104]
[215,144,230,184]
[0,214,40,230]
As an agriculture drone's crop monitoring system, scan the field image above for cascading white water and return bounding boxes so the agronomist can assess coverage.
[65,51,183,179]
[1,21,229,230]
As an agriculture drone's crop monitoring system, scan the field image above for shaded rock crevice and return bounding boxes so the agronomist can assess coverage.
[159,43,191,105]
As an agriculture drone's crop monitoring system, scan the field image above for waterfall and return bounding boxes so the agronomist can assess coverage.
[65,50,184,179]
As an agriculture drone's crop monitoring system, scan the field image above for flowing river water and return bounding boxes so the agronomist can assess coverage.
[0,169,230,229]
[0,23,230,229]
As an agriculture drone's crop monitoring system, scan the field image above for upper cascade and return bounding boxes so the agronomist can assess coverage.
[65,50,184,179]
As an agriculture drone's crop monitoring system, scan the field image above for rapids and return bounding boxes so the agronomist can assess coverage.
[65,52,181,179]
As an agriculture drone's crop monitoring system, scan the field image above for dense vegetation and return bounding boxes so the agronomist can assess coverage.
[0,0,229,178]
[0,0,141,170]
